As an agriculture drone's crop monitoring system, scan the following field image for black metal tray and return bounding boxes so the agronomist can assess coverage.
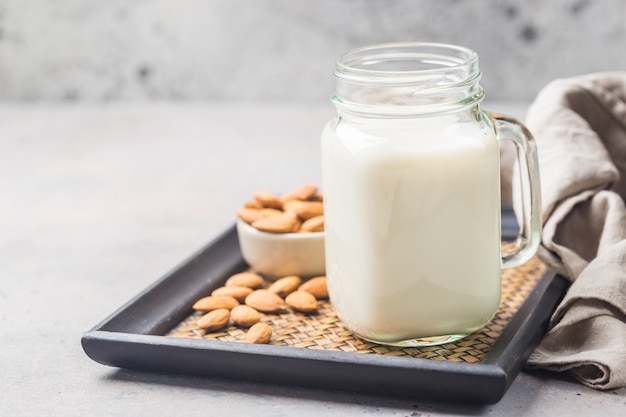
[81,207,568,404]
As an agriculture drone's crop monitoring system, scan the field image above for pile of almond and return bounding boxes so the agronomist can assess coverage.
[192,272,328,344]
[237,184,324,233]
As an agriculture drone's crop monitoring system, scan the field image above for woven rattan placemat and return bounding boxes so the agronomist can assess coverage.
[167,257,546,363]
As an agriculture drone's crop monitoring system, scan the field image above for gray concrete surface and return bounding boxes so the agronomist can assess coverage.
[1,102,625,416]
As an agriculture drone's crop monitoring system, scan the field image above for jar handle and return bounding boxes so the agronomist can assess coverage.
[490,112,542,269]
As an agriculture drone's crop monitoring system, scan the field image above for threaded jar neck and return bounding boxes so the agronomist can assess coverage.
[332,42,484,117]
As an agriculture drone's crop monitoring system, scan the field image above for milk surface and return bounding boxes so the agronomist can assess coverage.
[321,115,502,343]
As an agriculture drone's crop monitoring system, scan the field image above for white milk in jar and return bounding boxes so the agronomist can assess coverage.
[322,42,542,346]
[322,114,502,344]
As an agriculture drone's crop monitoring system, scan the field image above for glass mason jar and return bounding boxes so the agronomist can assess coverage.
[321,42,541,347]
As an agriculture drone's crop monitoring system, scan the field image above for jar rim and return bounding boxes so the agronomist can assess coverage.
[334,42,479,86]
[331,42,484,117]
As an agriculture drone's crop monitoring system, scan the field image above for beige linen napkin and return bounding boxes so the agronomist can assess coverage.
[520,72,626,390]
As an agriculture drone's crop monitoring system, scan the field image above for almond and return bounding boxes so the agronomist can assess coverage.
[245,322,273,344]
[279,184,320,204]
[295,184,319,200]
[290,217,303,233]
[197,308,230,331]
[298,276,329,300]
[252,212,299,234]
[245,289,286,313]
[278,191,301,205]
[299,215,324,232]
[230,305,262,328]
[285,290,318,313]
[192,295,239,312]
[268,275,302,298]
[237,207,283,224]
[244,200,263,209]
[225,272,265,289]
[253,191,283,209]
[283,200,324,220]
[211,285,254,302]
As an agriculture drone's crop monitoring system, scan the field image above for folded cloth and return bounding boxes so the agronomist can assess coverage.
[522,72,626,390]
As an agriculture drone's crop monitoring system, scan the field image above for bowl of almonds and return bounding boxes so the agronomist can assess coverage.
[236,184,325,279]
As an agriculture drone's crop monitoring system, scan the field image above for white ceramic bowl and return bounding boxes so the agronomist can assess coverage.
[236,219,326,279]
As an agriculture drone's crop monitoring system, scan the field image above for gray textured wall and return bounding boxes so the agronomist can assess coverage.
[0,0,624,102]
